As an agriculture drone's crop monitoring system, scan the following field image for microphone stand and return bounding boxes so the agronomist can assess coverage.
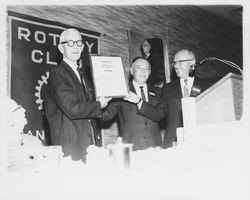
[204,57,243,75]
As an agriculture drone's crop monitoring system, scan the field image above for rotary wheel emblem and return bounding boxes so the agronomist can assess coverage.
[35,71,50,110]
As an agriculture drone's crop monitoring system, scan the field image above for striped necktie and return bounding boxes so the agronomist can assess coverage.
[183,79,189,97]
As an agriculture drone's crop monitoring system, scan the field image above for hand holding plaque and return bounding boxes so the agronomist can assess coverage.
[97,96,112,108]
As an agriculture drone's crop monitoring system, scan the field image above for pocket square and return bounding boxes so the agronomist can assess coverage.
[149,92,156,96]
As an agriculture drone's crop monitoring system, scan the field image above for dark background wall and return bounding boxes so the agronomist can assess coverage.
[165,5,242,81]
[7,5,242,82]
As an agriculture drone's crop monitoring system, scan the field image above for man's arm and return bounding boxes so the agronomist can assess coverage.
[124,89,167,121]
[138,100,166,121]
[100,99,121,121]
[48,69,105,119]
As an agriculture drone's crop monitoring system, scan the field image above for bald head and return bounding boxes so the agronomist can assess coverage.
[132,57,151,68]
[174,49,196,62]
[59,28,81,43]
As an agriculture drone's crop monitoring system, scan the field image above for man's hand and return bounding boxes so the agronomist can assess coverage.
[123,91,141,104]
[98,96,112,108]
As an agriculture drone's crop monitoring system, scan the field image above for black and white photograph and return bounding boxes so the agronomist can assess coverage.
[0,1,249,200]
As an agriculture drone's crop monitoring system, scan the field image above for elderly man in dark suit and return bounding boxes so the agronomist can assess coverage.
[161,49,211,148]
[43,28,110,162]
[101,57,166,150]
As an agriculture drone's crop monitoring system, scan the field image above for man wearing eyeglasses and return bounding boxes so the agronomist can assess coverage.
[161,49,211,148]
[43,28,111,162]
[101,57,165,150]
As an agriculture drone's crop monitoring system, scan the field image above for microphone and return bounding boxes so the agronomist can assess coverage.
[190,58,208,70]
[201,57,243,75]
[190,57,243,75]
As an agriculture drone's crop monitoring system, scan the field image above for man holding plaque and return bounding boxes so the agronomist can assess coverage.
[43,28,111,162]
[101,57,166,150]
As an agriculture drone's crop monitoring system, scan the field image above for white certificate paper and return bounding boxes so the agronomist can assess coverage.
[90,55,129,98]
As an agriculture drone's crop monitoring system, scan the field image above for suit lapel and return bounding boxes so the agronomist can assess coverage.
[80,69,95,101]
[173,79,183,98]
[62,61,83,90]
[190,77,203,97]
[174,77,202,98]
[147,84,155,103]
[144,84,154,124]
[129,82,136,94]
[62,61,92,99]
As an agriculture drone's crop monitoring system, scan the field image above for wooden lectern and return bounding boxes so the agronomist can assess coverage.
[196,72,243,125]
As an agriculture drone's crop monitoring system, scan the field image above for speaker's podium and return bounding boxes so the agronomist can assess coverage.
[176,73,248,199]
[177,72,245,150]
[196,72,243,125]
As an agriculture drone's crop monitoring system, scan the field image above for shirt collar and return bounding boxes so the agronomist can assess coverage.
[132,80,147,89]
[180,76,194,88]
[145,53,150,58]
[180,76,194,82]
[63,57,79,71]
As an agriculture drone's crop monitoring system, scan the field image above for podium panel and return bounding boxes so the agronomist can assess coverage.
[196,73,243,125]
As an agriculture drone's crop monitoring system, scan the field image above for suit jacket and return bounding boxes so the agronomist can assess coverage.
[43,61,102,162]
[101,82,163,150]
[161,77,211,148]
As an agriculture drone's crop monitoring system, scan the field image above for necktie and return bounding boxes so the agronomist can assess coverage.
[139,86,146,101]
[183,79,189,97]
[77,67,86,93]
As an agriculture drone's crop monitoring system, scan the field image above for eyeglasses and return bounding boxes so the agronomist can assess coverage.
[61,40,84,47]
[171,59,194,67]
[135,66,151,73]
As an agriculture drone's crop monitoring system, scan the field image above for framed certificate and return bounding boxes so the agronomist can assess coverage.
[89,55,129,98]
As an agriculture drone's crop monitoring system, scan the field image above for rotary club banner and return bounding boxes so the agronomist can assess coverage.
[8,10,101,144]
